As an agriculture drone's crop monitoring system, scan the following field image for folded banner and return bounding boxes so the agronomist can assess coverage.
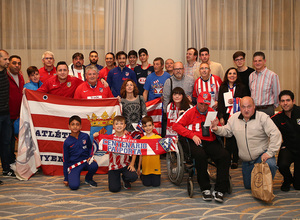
[146,98,163,135]
[94,134,176,155]
[16,90,121,180]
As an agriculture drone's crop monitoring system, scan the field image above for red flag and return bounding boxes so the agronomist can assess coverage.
[146,98,163,135]
[16,90,121,179]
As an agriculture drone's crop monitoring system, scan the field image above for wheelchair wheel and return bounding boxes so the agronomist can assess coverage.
[166,141,184,185]
[187,177,194,198]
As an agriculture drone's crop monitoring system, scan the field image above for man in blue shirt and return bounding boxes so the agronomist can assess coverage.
[107,51,137,97]
[143,57,170,102]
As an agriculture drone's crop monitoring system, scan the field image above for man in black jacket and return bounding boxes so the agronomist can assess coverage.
[0,49,15,181]
[271,90,300,191]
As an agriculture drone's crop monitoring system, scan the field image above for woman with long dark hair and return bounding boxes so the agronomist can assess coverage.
[166,87,192,137]
[120,79,147,132]
[217,67,247,169]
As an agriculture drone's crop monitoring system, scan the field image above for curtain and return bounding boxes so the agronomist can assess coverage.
[185,0,300,104]
[104,0,134,54]
[0,0,105,76]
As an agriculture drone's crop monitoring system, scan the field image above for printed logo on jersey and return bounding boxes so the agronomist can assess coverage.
[125,72,129,76]
[136,72,141,75]
[211,84,215,89]
[147,71,152,75]
[138,77,146,84]
[67,82,71,87]
[99,87,103,93]
[82,139,86,145]
[297,118,300,125]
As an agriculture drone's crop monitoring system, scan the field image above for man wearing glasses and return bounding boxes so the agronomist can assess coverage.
[193,63,222,110]
[163,61,194,111]
[233,51,254,96]
[39,51,56,83]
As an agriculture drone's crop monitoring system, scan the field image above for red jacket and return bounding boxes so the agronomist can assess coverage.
[7,72,25,119]
[173,106,216,142]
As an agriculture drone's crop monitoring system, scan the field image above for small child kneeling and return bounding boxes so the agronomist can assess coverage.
[63,115,98,190]
[94,115,138,192]
[138,116,162,187]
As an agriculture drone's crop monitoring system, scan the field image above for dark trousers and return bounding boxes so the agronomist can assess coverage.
[68,161,98,190]
[108,166,138,192]
[278,147,300,189]
[225,136,239,164]
[10,119,16,164]
[141,174,161,187]
[0,114,12,172]
[179,137,230,193]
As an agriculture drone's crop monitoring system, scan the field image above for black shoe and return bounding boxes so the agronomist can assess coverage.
[213,191,224,203]
[85,179,97,187]
[122,179,131,189]
[281,182,291,192]
[0,180,3,185]
[231,163,238,169]
[202,190,212,201]
[3,170,16,177]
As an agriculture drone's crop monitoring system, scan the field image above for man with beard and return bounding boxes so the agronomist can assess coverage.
[271,90,300,191]
[38,61,83,98]
[7,55,24,175]
[86,51,103,72]
[0,50,15,179]
[107,51,137,97]
[69,52,85,81]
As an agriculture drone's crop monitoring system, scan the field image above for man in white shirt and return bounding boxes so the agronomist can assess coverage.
[69,52,85,81]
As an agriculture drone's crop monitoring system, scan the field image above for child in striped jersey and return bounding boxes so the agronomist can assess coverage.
[94,115,138,192]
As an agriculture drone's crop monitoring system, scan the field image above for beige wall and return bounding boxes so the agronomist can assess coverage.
[132,0,185,65]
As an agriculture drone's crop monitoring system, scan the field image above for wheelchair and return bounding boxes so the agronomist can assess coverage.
[166,136,233,198]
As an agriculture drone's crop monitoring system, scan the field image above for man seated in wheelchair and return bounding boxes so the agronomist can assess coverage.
[173,91,230,203]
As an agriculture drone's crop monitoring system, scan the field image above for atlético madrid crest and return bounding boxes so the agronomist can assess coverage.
[67,82,71,87]
[297,118,300,125]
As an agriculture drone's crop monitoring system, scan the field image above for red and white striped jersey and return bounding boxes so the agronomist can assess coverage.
[108,134,132,170]
[193,74,222,106]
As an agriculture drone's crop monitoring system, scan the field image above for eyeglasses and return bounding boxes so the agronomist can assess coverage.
[174,68,183,71]
[200,67,209,70]
[234,58,244,62]
[44,57,54,60]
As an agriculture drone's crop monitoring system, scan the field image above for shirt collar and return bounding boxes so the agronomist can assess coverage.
[238,110,256,121]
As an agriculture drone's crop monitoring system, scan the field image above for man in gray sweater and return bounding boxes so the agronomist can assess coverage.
[162,61,194,112]
[211,96,282,189]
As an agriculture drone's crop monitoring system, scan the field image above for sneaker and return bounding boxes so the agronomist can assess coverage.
[202,190,212,201]
[85,179,97,187]
[281,182,291,192]
[3,170,16,177]
[122,179,131,189]
[213,191,224,203]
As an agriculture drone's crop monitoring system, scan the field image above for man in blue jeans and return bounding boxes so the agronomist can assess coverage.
[211,96,282,189]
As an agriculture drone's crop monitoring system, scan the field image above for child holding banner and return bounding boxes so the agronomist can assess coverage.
[63,115,98,190]
[137,116,162,187]
[94,116,138,192]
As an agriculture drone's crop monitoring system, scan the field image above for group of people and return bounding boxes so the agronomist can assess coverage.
[0,47,299,204]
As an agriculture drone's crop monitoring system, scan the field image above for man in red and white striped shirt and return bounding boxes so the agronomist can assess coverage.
[193,63,222,109]
[249,51,280,116]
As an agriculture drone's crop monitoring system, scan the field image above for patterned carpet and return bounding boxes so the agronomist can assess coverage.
[1,159,300,220]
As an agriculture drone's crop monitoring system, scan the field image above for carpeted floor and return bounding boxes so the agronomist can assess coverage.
[0,159,300,220]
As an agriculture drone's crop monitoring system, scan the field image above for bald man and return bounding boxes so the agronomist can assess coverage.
[211,97,282,189]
